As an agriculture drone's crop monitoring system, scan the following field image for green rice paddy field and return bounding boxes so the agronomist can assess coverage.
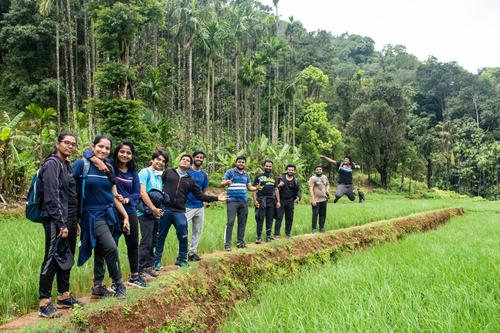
[223,200,500,333]
[0,193,497,326]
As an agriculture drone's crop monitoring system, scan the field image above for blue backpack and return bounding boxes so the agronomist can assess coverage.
[25,157,60,223]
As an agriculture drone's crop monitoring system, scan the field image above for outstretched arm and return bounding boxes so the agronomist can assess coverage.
[320,155,337,164]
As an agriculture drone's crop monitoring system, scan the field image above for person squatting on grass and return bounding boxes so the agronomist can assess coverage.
[309,165,330,233]
[221,156,260,250]
[137,151,167,280]
[320,155,360,203]
[72,135,129,299]
[275,164,301,238]
[85,142,147,288]
[38,133,83,318]
[185,151,209,262]
[253,160,281,243]
[155,154,227,268]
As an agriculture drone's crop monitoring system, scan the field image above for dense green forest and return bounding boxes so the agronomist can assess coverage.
[0,0,498,199]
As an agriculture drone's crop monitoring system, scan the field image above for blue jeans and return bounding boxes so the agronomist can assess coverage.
[155,209,188,265]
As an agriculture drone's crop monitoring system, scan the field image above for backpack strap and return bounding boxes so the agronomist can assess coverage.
[80,158,90,214]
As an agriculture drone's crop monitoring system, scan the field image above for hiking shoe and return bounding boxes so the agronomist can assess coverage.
[39,301,62,318]
[127,275,148,288]
[311,229,317,234]
[144,266,160,277]
[154,261,163,271]
[91,284,115,298]
[274,235,281,240]
[56,293,84,309]
[319,228,325,233]
[255,238,262,244]
[140,271,154,282]
[265,236,274,242]
[114,282,127,298]
[236,242,247,249]
[285,234,291,238]
[188,253,201,261]
[224,245,232,252]
[175,261,189,268]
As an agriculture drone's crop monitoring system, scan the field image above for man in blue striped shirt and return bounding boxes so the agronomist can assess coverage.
[221,156,260,250]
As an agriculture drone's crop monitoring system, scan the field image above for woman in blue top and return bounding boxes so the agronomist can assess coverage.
[72,135,129,298]
[110,141,146,288]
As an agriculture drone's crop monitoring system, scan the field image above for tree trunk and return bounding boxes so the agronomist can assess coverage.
[235,49,240,149]
[64,0,77,129]
[426,158,433,189]
[292,97,296,147]
[83,0,93,141]
[188,45,193,138]
[56,20,61,131]
[205,57,211,152]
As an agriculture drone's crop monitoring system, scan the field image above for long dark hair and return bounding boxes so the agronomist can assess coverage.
[112,141,137,172]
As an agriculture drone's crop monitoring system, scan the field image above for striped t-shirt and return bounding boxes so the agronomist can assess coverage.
[223,167,251,202]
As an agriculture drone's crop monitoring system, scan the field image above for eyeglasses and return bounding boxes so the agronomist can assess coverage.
[62,140,78,148]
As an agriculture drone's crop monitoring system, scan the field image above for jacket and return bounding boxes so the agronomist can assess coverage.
[40,155,73,230]
[162,168,218,212]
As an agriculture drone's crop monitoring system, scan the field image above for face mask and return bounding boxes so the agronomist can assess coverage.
[315,173,322,177]
[287,172,294,177]
[153,170,163,176]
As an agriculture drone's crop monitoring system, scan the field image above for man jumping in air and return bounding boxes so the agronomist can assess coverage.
[320,155,360,203]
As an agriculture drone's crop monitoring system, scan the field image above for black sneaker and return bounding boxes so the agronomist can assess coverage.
[274,235,281,240]
[91,285,115,298]
[188,253,201,261]
[265,236,274,242]
[127,275,148,288]
[39,301,62,318]
[236,242,247,249]
[114,282,127,298]
[255,238,262,244]
[56,293,84,309]
[311,229,317,234]
[285,234,291,238]
[224,245,232,251]
[319,228,325,233]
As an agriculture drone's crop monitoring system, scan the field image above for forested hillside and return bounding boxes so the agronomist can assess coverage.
[0,0,498,199]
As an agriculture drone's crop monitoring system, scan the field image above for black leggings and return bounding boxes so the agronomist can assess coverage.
[39,216,77,299]
[93,220,122,285]
[116,211,139,274]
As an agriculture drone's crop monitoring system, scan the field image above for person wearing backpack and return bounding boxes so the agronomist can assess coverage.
[275,164,302,238]
[72,135,130,298]
[84,141,147,288]
[38,133,83,318]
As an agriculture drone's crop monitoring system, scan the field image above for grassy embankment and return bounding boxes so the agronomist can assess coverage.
[0,192,481,324]
[223,201,500,333]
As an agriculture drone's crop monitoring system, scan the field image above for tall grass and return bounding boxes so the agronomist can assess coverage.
[223,202,500,333]
[0,194,485,323]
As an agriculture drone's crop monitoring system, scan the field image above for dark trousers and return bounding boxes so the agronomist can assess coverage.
[255,198,275,239]
[155,210,188,264]
[225,201,248,246]
[39,216,77,299]
[138,215,158,271]
[114,211,139,274]
[275,199,295,236]
[93,220,122,285]
[311,200,327,231]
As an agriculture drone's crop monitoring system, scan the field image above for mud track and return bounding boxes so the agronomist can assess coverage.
[0,207,463,332]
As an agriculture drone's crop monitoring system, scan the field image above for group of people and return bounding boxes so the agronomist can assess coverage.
[34,132,360,318]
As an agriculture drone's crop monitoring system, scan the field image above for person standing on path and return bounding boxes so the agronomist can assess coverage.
[275,164,301,238]
[38,133,83,318]
[252,160,281,243]
[73,135,129,299]
[185,151,210,261]
[308,165,329,233]
[221,156,260,250]
[137,151,167,280]
[320,155,360,203]
[155,154,227,268]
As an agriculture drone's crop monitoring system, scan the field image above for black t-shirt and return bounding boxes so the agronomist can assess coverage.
[336,161,353,184]
[67,162,78,217]
[278,175,301,200]
[253,172,277,198]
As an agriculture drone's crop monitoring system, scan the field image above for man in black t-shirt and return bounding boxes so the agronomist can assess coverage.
[321,155,360,203]
[253,160,281,243]
[275,164,301,238]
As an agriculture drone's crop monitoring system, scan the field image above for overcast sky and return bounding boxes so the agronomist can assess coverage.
[261,0,500,73]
